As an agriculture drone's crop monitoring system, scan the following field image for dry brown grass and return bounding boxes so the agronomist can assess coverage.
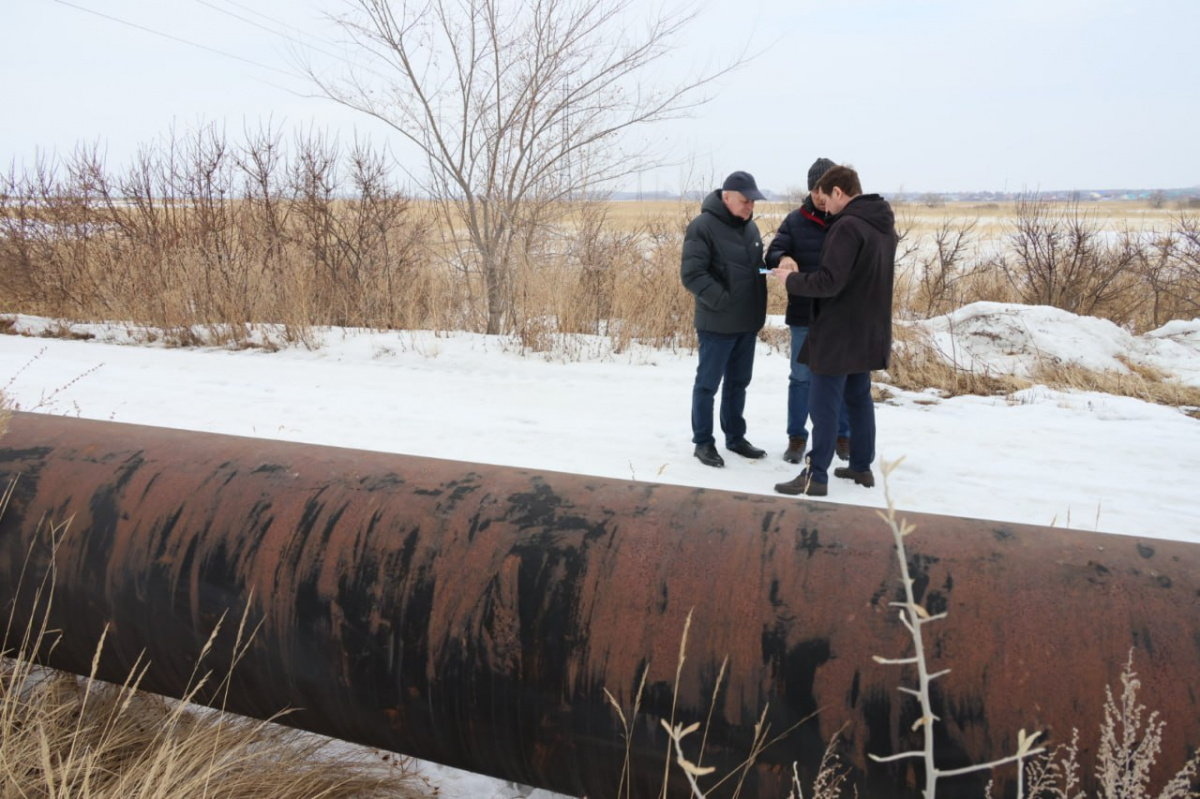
[0,135,434,347]
[5,143,1200,404]
[1028,356,1200,408]
[886,322,1200,408]
[885,323,1033,398]
[0,663,421,799]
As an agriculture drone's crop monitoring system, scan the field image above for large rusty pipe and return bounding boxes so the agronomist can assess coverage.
[0,412,1197,798]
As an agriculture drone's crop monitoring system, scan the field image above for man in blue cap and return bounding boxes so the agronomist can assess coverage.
[680,171,769,468]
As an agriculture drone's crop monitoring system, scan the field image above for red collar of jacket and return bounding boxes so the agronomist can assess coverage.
[799,206,828,228]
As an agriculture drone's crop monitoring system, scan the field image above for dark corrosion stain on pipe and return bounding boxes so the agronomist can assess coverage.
[1,412,1198,798]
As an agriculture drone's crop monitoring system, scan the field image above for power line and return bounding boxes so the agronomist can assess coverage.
[193,0,322,52]
[53,0,299,79]
[202,0,334,44]
[191,0,393,82]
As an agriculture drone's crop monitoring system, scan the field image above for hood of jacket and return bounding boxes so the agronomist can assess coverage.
[701,189,752,227]
[834,193,894,234]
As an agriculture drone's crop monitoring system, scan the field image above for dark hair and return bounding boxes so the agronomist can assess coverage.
[813,165,862,198]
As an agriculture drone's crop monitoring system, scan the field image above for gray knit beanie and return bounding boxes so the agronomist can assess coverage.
[807,157,836,191]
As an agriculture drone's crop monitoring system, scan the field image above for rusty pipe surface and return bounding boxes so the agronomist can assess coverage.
[1,412,1198,798]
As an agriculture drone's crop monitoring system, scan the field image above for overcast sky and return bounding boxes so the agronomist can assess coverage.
[3,0,1197,195]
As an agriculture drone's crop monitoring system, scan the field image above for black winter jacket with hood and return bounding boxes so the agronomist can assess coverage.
[765,195,829,327]
[680,190,767,334]
[783,193,897,375]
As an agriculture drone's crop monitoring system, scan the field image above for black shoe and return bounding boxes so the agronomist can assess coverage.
[774,470,827,496]
[694,443,725,468]
[782,436,807,464]
[833,466,874,487]
[835,436,851,462]
[727,439,766,459]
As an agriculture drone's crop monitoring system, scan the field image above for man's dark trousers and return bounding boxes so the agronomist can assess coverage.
[808,371,875,483]
[691,330,757,446]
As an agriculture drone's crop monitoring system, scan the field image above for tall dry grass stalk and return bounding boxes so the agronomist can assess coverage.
[603,608,816,799]
[866,464,1200,798]
[870,460,1047,799]
[784,728,854,799]
[0,505,423,799]
[0,390,10,439]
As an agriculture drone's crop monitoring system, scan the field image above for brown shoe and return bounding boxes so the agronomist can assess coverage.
[774,470,827,496]
[833,466,874,488]
[835,436,851,462]
[782,435,807,464]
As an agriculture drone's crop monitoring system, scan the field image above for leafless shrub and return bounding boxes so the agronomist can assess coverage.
[893,208,923,274]
[1139,214,1200,326]
[286,133,428,330]
[890,207,926,320]
[1134,229,1182,330]
[0,128,430,346]
[994,198,1143,322]
[911,218,982,318]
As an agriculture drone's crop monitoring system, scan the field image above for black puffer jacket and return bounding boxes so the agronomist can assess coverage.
[680,190,767,334]
[765,196,829,327]
[783,194,897,375]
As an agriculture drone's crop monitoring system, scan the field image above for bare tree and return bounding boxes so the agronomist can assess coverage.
[308,0,741,334]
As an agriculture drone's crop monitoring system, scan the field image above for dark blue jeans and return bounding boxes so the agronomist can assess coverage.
[691,330,757,446]
[807,371,875,483]
[789,326,852,440]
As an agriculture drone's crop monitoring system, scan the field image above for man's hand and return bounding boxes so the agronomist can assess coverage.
[770,256,798,283]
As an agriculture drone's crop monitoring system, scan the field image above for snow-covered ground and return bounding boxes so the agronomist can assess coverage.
[3,303,1200,795]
